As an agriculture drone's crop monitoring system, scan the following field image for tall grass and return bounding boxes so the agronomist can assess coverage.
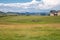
[0,26,60,40]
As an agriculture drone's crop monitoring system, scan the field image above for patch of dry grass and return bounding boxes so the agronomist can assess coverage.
[0,24,60,40]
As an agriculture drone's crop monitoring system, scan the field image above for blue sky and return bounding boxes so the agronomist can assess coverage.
[0,0,41,3]
[0,0,60,12]
[0,0,32,3]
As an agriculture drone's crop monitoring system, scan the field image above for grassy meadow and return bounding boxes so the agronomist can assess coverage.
[0,16,60,40]
[0,16,60,24]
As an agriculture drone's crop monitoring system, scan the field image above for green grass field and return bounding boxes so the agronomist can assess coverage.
[0,16,60,24]
[0,16,60,40]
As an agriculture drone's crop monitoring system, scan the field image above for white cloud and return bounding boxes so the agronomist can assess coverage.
[37,0,60,9]
[43,0,60,5]
[0,0,60,12]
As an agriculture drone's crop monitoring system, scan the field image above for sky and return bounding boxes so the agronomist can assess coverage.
[0,0,60,12]
[0,0,32,3]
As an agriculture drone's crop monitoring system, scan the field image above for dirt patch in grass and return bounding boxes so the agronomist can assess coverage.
[0,23,60,29]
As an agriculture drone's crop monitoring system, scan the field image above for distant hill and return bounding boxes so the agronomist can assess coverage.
[0,11,6,16]
[0,11,50,16]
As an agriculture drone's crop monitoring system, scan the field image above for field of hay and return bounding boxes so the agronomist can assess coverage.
[0,16,60,40]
